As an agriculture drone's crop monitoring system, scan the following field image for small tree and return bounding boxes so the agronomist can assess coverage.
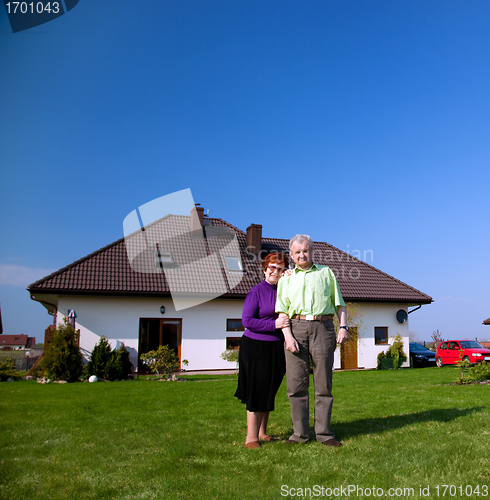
[85,336,112,379]
[40,320,83,382]
[455,350,472,384]
[221,348,239,373]
[105,344,133,380]
[377,333,407,370]
[389,333,407,370]
[84,336,133,381]
[0,359,18,381]
[140,345,187,379]
[431,329,443,347]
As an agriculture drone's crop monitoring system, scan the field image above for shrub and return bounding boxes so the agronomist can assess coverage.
[140,345,187,379]
[0,358,19,381]
[221,349,239,373]
[105,344,133,380]
[85,336,112,379]
[468,360,490,383]
[455,350,472,384]
[40,320,83,382]
[84,336,133,381]
[376,334,407,370]
[389,334,407,370]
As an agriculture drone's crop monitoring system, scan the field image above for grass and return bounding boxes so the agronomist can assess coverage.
[1,367,489,500]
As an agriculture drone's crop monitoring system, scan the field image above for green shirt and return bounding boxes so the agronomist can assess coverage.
[275,263,345,318]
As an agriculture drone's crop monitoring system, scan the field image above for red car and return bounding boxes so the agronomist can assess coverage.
[436,340,490,367]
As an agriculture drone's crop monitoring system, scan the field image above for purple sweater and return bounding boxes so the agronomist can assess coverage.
[242,280,284,342]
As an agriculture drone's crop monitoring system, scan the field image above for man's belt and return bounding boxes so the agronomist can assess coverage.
[292,314,333,321]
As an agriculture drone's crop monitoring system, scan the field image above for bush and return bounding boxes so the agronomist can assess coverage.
[376,334,407,370]
[0,358,19,381]
[469,360,490,382]
[220,349,239,373]
[140,345,187,379]
[40,320,83,382]
[105,344,133,380]
[84,336,133,381]
[84,336,112,379]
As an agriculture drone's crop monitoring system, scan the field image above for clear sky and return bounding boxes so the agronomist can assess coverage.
[1,0,489,344]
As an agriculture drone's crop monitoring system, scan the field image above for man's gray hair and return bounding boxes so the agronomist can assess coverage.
[289,234,313,250]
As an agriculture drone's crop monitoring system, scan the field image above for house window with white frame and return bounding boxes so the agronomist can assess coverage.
[375,326,388,345]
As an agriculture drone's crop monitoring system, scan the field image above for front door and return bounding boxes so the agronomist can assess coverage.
[341,327,358,370]
[138,318,182,372]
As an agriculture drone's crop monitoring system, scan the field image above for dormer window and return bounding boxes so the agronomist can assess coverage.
[224,256,243,272]
[154,250,175,269]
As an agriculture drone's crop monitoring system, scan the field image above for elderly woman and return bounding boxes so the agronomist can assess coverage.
[234,252,289,449]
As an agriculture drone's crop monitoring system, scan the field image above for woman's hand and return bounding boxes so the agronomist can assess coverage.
[275,315,290,329]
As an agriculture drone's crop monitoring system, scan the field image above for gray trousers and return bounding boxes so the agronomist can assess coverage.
[285,318,337,443]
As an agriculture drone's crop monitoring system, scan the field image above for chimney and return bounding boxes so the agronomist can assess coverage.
[190,204,204,234]
[246,224,262,256]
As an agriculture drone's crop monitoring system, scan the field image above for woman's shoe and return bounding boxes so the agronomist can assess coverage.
[244,441,261,449]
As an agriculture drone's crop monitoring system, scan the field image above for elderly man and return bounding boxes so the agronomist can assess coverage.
[276,234,349,447]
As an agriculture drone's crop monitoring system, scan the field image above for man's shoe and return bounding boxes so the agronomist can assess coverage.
[283,439,300,445]
[244,441,261,449]
[322,439,342,447]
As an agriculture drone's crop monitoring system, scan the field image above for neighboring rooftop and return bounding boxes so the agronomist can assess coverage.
[28,214,432,305]
[0,334,35,349]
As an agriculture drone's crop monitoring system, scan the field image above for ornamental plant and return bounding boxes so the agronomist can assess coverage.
[221,348,239,373]
[376,333,407,370]
[40,319,83,382]
[84,336,133,381]
[140,345,187,379]
[469,360,490,382]
[0,358,19,381]
[105,343,133,380]
[84,336,112,379]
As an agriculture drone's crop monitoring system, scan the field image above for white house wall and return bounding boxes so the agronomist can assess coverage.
[349,302,411,370]
[56,296,245,371]
[55,296,412,371]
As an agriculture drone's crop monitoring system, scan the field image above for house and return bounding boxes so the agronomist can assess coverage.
[0,334,36,350]
[27,206,432,371]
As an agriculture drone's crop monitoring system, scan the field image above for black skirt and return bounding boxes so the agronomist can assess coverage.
[234,335,286,412]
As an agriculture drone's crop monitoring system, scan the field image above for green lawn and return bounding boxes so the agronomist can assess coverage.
[1,368,489,500]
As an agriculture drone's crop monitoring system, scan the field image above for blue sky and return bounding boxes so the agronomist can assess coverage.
[1,0,489,344]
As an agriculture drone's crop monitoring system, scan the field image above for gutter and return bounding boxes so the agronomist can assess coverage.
[29,293,58,327]
[408,305,422,314]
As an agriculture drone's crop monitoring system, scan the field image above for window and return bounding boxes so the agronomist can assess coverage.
[227,319,244,332]
[154,250,175,269]
[224,256,243,272]
[374,327,388,345]
[226,337,242,350]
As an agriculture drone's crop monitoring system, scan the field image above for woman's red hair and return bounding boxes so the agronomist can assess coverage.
[261,252,289,273]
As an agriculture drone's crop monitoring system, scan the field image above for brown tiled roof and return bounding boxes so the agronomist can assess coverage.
[28,216,432,304]
[0,334,29,347]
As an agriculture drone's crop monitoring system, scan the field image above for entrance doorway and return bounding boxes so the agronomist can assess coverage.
[340,327,358,370]
[138,318,182,373]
